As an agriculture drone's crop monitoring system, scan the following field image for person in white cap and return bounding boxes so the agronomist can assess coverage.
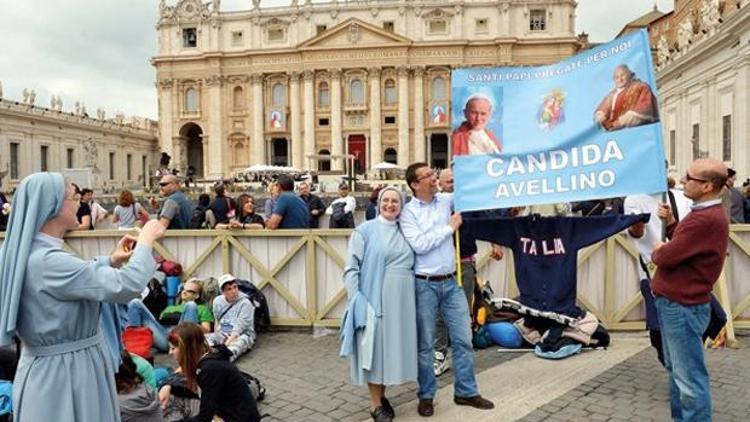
[207,274,256,361]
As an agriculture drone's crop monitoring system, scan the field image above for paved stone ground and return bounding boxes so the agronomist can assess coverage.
[232,330,524,422]
[157,329,749,421]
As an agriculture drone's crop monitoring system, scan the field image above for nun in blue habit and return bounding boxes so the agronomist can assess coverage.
[339,186,417,420]
[0,173,164,421]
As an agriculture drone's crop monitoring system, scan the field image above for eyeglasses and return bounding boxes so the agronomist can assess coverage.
[684,173,708,183]
[159,181,172,187]
[183,289,198,295]
[416,170,436,182]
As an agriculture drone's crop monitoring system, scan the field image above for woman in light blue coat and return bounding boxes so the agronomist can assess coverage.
[0,173,165,421]
[340,186,416,421]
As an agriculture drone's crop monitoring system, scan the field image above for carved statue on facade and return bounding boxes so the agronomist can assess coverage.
[96,108,106,120]
[82,137,99,168]
[115,112,125,125]
[212,0,220,12]
[701,0,721,33]
[75,101,81,115]
[50,95,63,111]
[677,18,693,50]
[158,0,176,23]
[28,90,36,105]
[252,0,261,10]
[657,35,670,66]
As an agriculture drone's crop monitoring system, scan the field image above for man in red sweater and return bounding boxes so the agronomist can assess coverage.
[652,158,729,422]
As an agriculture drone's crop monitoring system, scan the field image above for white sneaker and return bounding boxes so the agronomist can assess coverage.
[433,351,450,377]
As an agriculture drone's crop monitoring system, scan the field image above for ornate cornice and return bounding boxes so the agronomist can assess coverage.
[397,66,410,77]
[250,73,264,84]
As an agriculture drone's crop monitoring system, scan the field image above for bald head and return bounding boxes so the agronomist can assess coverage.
[693,158,728,192]
[683,158,728,202]
[438,168,454,193]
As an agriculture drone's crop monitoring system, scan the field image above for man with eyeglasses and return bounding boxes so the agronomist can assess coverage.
[401,162,494,417]
[149,174,193,229]
[651,158,730,421]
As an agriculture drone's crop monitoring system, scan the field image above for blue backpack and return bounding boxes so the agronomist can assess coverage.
[0,380,11,417]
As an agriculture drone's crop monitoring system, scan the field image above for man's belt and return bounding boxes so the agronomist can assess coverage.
[415,272,456,281]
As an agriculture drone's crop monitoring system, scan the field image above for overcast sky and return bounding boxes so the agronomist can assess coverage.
[0,0,673,120]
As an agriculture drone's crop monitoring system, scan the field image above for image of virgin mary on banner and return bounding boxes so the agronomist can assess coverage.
[452,30,667,212]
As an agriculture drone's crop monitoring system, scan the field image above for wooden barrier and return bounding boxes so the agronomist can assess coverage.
[1,227,748,333]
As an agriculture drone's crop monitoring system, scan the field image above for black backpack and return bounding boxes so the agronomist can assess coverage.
[330,202,354,229]
[143,277,168,319]
[190,205,208,229]
[236,280,271,333]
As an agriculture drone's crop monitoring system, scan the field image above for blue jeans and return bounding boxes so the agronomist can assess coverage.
[415,277,478,399]
[655,296,711,422]
[126,300,199,352]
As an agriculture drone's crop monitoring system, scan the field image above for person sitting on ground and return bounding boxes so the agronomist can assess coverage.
[207,184,236,228]
[326,182,356,229]
[160,323,260,422]
[214,194,265,230]
[206,274,256,361]
[116,350,163,422]
[113,189,150,230]
[126,279,214,352]
[266,174,310,229]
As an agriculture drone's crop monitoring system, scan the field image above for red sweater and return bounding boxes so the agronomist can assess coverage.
[651,204,728,305]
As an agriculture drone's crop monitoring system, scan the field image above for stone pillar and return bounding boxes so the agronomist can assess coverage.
[735,59,749,178]
[413,66,426,163]
[206,75,225,178]
[290,72,303,169]
[330,69,343,171]
[397,66,410,166]
[369,67,382,167]
[303,70,315,171]
[157,79,175,160]
[251,73,265,165]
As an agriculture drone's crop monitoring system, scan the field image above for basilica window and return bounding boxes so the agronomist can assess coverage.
[233,86,245,110]
[268,28,285,43]
[66,148,75,169]
[476,18,489,34]
[530,10,546,31]
[10,143,19,180]
[272,83,286,107]
[318,149,331,172]
[383,79,397,105]
[383,21,394,32]
[318,82,330,107]
[722,115,732,161]
[316,25,327,35]
[127,154,133,181]
[185,88,199,112]
[691,123,700,159]
[432,77,446,101]
[183,28,197,48]
[428,20,448,35]
[40,145,49,172]
[231,31,244,47]
[109,152,116,180]
[350,79,364,105]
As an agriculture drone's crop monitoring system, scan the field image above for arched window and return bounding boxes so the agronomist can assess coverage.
[233,86,245,110]
[318,148,331,172]
[318,82,330,107]
[384,148,397,164]
[432,76,446,101]
[272,83,285,107]
[350,79,364,105]
[185,88,199,112]
[383,79,396,105]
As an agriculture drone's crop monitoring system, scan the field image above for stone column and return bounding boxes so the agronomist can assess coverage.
[330,69,343,171]
[369,67,382,167]
[251,73,265,165]
[206,75,225,178]
[290,72,303,169]
[303,70,315,171]
[157,78,175,160]
[735,59,749,177]
[413,66,426,163]
[397,66,410,166]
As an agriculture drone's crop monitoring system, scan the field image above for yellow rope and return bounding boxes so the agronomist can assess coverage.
[455,229,462,287]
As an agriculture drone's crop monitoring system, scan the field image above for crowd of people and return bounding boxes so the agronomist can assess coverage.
[0,156,743,421]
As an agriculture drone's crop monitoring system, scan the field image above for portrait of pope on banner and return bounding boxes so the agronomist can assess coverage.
[594,64,659,131]
[451,93,503,157]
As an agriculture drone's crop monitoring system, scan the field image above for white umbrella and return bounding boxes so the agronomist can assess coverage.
[372,161,401,171]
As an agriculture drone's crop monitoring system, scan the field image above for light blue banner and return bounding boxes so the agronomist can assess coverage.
[452,30,667,212]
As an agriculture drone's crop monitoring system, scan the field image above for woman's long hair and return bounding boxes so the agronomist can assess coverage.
[115,350,143,394]
[168,322,210,391]
[236,194,255,219]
